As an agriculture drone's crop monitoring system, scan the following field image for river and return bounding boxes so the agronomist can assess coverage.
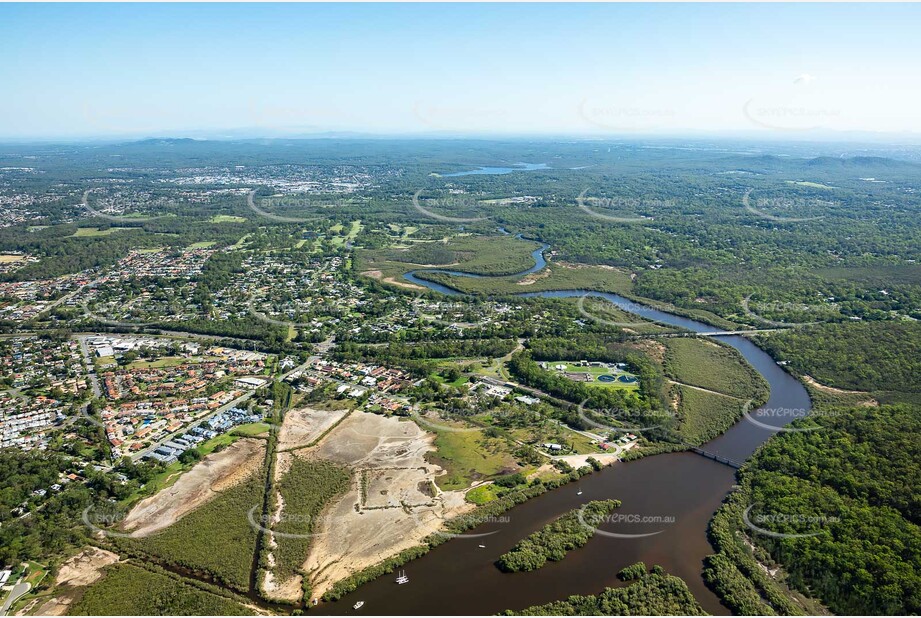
[317,239,811,616]
[437,163,549,177]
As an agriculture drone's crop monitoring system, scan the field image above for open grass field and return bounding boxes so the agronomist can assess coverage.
[70,563,250,616]
[230,422,272,437]
[411,262,635,296]
[210,215,248,223]
[126,356,189,370]
[93,355,116,370]
[663,338,769,401]
[186,241,217,249]
[359,233,542,279]
[328,220,362,246]
[23,561,48,587]
[506,424,601,455]
[464,484,498,505]
[0,253,25,263]
[71,227,129,237]
[117,466,266,591]
[785,180,836,189]
[426,422,523,491]
[386,223,419,239]
[672,384,746,445]
[229,233,250,249]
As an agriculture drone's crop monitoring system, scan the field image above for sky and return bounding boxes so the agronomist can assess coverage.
[2,2,921,140]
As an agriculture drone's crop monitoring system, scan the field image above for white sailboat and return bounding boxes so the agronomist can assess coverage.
[395,569,409,584]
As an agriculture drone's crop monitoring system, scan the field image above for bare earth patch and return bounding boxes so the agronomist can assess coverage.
[21,547,121,616]
[553,453,620,469]
[56,547,120,587]
[261,568,303,605]
[121,438,266,537]
[382,276,423,290]
[278,406,349,451]
[300,411,472,599]
[363,468,436,508]
[361,269,426,290]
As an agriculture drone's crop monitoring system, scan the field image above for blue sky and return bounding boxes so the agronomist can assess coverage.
[2,2,920,139]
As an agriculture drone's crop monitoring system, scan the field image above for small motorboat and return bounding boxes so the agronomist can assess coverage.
[478,544,486,548]
[577,490,583,495]
[353,601,364,610]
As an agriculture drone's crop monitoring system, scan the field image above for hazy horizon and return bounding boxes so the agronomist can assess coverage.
[3,3,921,140]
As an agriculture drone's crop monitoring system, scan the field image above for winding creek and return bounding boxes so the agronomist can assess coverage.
[318,237,811,616]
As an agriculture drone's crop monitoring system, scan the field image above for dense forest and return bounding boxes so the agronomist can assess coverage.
[0,450,163,567]
[756,321,921,397]
[502,567,705,616]
[496,500,621,572]
[705,404,921,615]
[70,562,250,615]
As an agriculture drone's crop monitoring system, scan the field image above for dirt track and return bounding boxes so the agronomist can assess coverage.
[803,375,878,406]
[121,438,265,537]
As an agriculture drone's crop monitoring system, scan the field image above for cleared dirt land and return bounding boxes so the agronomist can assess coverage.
[20,547,120,616]
[278,406,349,451]
[121,438,266,537]
[300,411,472,599]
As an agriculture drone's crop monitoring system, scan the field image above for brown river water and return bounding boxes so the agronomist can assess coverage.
[316,285,811,615]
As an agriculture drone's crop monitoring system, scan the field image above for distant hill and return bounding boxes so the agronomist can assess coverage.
[805,154,919,169]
